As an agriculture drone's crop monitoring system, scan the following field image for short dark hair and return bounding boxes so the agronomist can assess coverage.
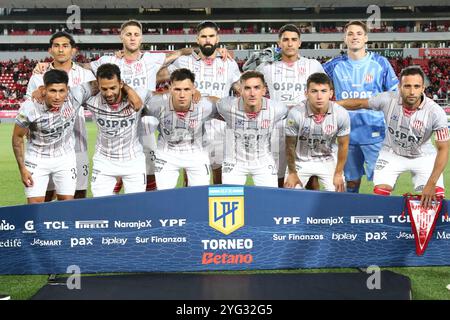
[120,19,142,33]
[240,70,266,86]
[307,72,333,90]
[170,68,195,83]
[278,24,301,39]
[43,69,69,86]
[196,21,219,34]
[97,63,122,82]
[49,31,76,47]
[344,20,368,34]
[399,66,425,83]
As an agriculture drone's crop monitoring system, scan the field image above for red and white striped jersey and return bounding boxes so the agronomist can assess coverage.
[90,52,165,91]
[26,62,96,153]
[256,57,325,106]
[86,88,149,161]
[168,52,241,98]
[145,94,218,154]
[368,92,449,157]
[16,83,92,158]
[285,101,350,162]
[217,97,288,164]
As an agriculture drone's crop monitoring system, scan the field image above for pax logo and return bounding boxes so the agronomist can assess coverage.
[365,232,387,242]
[70,237,93,248]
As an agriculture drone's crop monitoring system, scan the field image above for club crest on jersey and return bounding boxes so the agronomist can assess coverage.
[217,67,225,76]
[261,119,271,129]
[134,63,143,73]
[208,187,244,235]
[364,73,374,84]
[324,124,335,135]
[412,120,424,132]
[298,66,306,75]
[402,194,446,255]
[189,119,198,128]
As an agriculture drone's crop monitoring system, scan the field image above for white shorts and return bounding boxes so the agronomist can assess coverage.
[24,152,77,198]
[139,116,159,176]
[291,160,340,192]
[222,158,278,187]
[373,149,444,191]
[91,153,146,197]
[46,151,89,192]
[154,150,211,190]
[206,119,226,170]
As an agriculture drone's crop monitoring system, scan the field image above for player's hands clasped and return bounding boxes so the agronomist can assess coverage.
[284,172,302,189]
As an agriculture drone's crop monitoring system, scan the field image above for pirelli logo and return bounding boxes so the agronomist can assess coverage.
[350,216,384,224]
[75,220,109,229]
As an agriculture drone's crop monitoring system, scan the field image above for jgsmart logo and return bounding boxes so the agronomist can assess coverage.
[208,187,244,235]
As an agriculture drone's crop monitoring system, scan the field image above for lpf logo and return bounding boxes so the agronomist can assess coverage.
[208,187,244,235]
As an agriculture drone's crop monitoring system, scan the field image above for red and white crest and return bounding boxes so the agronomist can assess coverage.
[364,73,374,83]
[412,120,424,132]
[134,62,143,74]
[403,194,445,256]
[189,119,198,128]
[324,124,335,135]
[298,66,306,75]
[261,119,271,129]
[217,66,225,76]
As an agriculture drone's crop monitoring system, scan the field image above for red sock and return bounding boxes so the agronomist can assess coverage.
[374,186,391,196]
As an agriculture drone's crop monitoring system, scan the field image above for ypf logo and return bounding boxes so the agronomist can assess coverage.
[208,187,244,235]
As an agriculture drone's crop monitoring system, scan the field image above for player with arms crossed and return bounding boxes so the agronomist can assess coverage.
[13,70,96,204]
[323,20,399,194]
[26,31,96,200]
[217,71,288,187]
[338,66,449,208]
[284,73,350,192]
[257,24,325,188]
[168,21,241,184]
[146,68,218,189]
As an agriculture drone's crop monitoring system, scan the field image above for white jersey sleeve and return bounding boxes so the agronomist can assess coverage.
[89,55,114,74]
[229,60,241,84]
[285,107,301,137]
[15,100,36,128]
[311,59,325,74]
[167,56,185,74]
[335,105,351,137]
[368,92,396,111]
[70,82,93,105]
[25,74,44,99]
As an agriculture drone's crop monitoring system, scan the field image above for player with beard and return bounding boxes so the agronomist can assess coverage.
[168,21,241,185]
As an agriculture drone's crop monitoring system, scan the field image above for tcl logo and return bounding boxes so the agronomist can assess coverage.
[43,221,69,230]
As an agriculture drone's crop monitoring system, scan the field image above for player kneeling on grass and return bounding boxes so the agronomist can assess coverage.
[284,73,350,192]
[87,63,147,197]
[337,66,449,208]
[145,68,219,190]
[12,69,97,204]
[217,71,288,187]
